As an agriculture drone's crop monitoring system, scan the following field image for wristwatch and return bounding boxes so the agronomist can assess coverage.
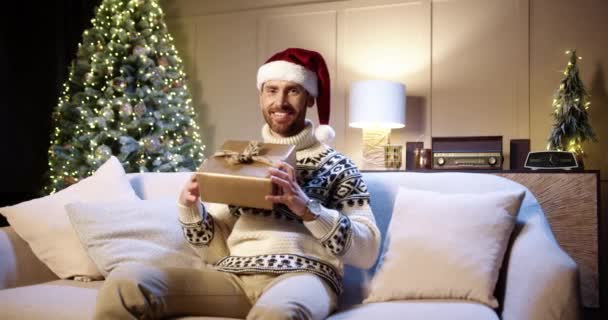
[304,198,322,221]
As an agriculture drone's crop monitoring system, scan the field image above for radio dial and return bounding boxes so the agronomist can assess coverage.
[488,157,497,166]
[437,157,446,166]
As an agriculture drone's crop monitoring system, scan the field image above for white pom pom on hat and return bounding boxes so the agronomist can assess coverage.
[257,48,334,143]
[314,124,335,143]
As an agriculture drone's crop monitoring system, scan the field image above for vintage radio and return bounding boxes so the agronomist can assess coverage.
[431,136,503,170]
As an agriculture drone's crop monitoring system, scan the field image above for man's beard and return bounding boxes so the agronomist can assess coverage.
[264,107,305,137]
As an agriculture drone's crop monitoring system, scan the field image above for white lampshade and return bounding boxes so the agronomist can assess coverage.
[349,80,406,129]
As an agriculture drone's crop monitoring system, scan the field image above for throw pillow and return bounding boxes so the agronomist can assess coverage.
[65,199,202,276]
[0,156,139,279]
[364,187,525,308]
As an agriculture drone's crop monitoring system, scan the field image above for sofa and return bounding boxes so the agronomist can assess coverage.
[0,171,580,320]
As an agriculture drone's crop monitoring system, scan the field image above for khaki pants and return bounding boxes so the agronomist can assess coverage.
[94,263,337,320]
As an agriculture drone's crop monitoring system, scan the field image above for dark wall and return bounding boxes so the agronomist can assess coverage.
[0,1,100,225]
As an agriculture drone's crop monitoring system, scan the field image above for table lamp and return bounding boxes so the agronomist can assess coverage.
[349,80,406,169]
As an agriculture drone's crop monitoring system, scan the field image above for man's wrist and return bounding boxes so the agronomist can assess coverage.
[301,207,319,221]
[301,198,321,221]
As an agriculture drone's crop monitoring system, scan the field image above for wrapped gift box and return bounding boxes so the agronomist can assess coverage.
[197,140,296,210]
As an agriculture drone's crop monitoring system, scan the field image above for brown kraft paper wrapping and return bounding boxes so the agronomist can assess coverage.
[196,140,296,210]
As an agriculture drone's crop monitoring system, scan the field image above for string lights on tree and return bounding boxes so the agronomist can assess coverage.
[45,0,205,194]
[547,49,597,167]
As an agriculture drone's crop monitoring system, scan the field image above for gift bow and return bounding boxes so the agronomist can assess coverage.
[213,141,274,166]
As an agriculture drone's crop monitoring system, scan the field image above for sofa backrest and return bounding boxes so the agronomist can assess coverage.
[126,171,538,246]
[361,171,539,254]
[126,171,541,308]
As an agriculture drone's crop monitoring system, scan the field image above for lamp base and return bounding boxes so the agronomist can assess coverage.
[361,128,391,169]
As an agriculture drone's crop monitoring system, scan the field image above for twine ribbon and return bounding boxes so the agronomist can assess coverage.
[213,141,274,166]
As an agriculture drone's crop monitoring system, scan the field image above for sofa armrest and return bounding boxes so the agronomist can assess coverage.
[501,214,581,320]
[0,227,58,290]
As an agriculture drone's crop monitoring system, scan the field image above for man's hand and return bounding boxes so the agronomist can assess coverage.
[265,161,314,220]
[179,174,200,207]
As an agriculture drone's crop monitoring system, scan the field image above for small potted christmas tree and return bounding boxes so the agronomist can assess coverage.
[547,49,597,169]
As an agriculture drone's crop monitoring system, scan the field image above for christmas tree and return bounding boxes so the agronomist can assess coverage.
[547,49,597,159]
[45,0,205,194]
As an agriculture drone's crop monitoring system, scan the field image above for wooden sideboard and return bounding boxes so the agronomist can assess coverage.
[493,171,602,310]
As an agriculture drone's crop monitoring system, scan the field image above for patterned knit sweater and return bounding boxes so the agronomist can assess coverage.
[177,121,381,294]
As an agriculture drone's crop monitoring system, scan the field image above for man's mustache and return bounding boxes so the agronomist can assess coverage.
[269,105,296,113]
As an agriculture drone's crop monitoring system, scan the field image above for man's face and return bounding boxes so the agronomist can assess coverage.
[259,80,315,137]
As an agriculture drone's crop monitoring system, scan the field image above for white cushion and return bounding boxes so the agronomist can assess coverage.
[364,187,525,308]
[0,156,139,279]
[65,199,202,277]
[328,301,498,320]
[127,172,192,200]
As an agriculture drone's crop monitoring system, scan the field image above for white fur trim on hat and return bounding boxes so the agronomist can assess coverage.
[257,60,318,97]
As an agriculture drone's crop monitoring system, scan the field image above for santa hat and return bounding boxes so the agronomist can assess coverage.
[257,48,335,143]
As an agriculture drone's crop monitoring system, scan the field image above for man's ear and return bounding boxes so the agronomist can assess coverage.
[258,87,264,105]
[306,95,315,108]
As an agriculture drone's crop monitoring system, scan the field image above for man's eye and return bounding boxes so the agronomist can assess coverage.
[289,88,300,94]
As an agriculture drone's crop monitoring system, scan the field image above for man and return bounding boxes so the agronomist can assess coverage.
[95,48,381,320]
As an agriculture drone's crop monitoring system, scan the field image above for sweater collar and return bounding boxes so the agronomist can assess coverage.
[261,119,319,151]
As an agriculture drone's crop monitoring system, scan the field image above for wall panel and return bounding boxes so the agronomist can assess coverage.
[340,1,431,165]
[432,0,529,168]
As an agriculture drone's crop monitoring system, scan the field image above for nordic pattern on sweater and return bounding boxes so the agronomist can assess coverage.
[226,148,369,255]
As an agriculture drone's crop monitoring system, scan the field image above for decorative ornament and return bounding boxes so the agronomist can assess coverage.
[171,154,184,165]
[176,136,184,145]
[133,45,146,56]
[137,158,147,167]
[119,136,139,154]
[157,56,169,67]
[121,103,133,116]
[97,117,107,128]
[129,32,138,42]
[102,107,114,121]
[134,101,147,116]
[141,117,155,127]
[84,72,95,83]
[112,77,126,90]
[87,117,97,128]
[95,145,112,162]
[153,111,162,119]
[63,176,77,185]
[142,136,161,152]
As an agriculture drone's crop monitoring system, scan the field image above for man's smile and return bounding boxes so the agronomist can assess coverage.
[270,110,295,124]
